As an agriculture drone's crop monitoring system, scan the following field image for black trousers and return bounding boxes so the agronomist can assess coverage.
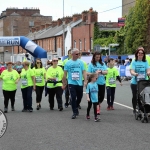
[130,84,137,110]
[65,84,70,104]
[106,86,116,106]
[98,84,105,104]
[35,86,44,103]
[3,90,16,108]
[87,100,97,118]
[48,86,63,109]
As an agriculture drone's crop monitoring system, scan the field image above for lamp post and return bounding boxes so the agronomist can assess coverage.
[62,0,65,56]
[108,43,119,56]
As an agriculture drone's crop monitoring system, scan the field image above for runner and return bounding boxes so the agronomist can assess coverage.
[0,62,20,113]
[63,48,87,119]
[46,58,64,111]
[87,52,108,115]
[20,61,35,112]
[33,58,46,110]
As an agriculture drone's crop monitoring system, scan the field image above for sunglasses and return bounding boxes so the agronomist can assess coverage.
[75,53,79,55]
[53,60,58,62]
[36,62,41,64]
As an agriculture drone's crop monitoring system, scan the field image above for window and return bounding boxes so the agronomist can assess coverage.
[74,40,76,48]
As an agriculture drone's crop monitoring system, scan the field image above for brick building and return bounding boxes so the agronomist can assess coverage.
[0,7,52,61]
[24,7,98,58]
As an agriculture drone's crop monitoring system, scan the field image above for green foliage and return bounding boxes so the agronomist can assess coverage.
[93,22,100,40]
[124,0,150,54]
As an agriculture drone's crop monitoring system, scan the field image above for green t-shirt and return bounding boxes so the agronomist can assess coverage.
[20,68,35,89]
[1,70,20,91]
[106,67,119,87]
[46,66,64,88]
[33,67,46,86]
[63,58,69,67]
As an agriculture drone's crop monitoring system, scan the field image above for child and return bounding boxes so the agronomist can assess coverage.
[86,73,100,122]
[106,58,122,110]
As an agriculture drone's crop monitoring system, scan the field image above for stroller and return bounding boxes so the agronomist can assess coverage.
[135,80,150,123]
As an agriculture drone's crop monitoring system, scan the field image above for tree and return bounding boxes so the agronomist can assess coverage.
[124,0,150,54]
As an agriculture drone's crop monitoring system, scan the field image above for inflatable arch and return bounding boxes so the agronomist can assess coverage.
[0,36,47,63]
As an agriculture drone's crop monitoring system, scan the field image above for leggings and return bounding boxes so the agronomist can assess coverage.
[130,84,137,110]
[87,100,97,118]
[98,84,105,104]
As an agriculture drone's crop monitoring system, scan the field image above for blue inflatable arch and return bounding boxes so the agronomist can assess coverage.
[0,36,47,59]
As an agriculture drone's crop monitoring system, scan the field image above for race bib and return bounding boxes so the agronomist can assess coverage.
[137,74,145,81]
[109,78,115,84]
[22,79,28,86]
[71,72,79,80]
[36,76,42,83]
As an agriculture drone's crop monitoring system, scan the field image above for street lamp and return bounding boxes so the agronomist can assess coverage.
[108,43,119,56]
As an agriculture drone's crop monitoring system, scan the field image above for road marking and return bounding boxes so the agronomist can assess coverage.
[83,92,133,110]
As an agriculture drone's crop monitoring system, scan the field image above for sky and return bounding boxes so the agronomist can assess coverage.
[0,0,122,22]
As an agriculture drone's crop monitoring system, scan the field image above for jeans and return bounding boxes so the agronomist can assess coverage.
[48,86,63,109]
[21,86,33,110]
[68,84,83,114]
[35,86,44,103]
[106,86,116,106]
[3,90,16,108]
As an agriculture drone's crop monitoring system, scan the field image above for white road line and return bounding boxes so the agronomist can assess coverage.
[83,92,133,110]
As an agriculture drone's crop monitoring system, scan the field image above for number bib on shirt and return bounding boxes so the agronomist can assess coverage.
[109,78,115,84]
[35,76,42,83]
[137,74,145,81]
[71,72,79,80]
[22,79,28,86]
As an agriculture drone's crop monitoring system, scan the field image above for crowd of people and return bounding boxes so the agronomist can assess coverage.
[0,46,149,122]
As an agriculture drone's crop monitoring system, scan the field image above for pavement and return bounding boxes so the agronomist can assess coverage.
[0,81,150,150]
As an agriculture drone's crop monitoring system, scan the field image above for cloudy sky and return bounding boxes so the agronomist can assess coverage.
[0,0,122,22]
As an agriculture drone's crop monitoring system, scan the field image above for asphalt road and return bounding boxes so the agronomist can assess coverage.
[0,81,150,150]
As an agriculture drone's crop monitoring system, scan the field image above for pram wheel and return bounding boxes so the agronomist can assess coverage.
[135,112,142,120]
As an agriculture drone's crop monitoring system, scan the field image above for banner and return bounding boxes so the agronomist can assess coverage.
[0,37,20,46]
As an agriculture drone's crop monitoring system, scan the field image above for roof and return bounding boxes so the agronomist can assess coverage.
[10,12,20,16]
[32,13,43,16]
[27,19,82,40]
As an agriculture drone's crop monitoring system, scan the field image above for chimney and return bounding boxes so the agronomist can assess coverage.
[82,10,88,22]
[45,23,51,29]
[57,18,62,26]
[52,21,57,27]
[64,16,72,24]
[88,7,98,23]
[40,24,45,30]
[35,26,40,32]
[31,27,36,33]
[72,14,82,22]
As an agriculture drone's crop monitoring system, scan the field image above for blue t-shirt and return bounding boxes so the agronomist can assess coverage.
[64,59,85,86]
[131,60,149,84]
[88,62,107,85]
[86,82,98,103]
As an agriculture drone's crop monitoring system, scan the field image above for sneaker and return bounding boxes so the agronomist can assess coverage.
[107,106,111,111]
[4,108,8,113]
[110,106,114,110]
[39,104,41,108]
[11,106,15,111]
[133,109,136,114]
[95,117,100,122]
[64,103,69,108]
[78,105,81,109]
[22,109,27,112]
[71,114,76,119]
[50,108,54,110]
[59,107,63,111]
[86,115,90,120]
[36,105,40,110]
[29,109,33,112]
